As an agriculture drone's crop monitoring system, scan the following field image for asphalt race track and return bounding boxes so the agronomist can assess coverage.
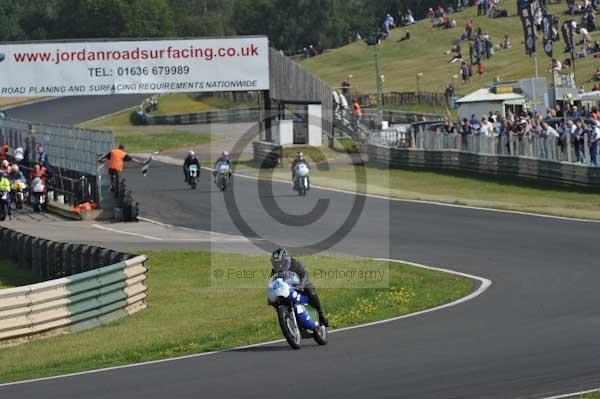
[2,102,600,398]
[5,95,147,125]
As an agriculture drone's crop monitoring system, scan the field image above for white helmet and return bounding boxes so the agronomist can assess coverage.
[222,151,229,157]
[188,150,195,157]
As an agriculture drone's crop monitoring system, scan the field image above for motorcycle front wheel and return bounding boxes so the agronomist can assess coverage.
[312,322,328,346]
[277,306,302,349]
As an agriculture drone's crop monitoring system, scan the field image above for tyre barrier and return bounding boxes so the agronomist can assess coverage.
[0,226,148,346]
[137,108,261,126]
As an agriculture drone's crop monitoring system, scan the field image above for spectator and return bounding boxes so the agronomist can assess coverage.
[341,76,351,96]
[465,18,473,38]
[352,98,363,129]
[0,144,8,162]
[460,61,470,84]
[383,14,396,37]
[13,147,24,165]
[590,120,600,165]
[398,31,411,42]
[443,117,454,133]
[480,117,493,136]
[549,58,562,72]
[37,145,50,168]
[469,114,482,134]
[477,62,486,77]
[339,92,349,119]
[573,120,586,163]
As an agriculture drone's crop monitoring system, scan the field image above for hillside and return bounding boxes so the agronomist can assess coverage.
[301,2,599,97]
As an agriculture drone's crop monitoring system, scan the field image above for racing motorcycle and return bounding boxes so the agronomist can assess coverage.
[188,164,199,190]
[268,273,328,350]
[30,176,46,213]
[215,162,231,192]
[293,162,310,196]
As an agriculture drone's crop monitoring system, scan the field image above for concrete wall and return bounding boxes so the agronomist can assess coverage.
[367,144,600,189]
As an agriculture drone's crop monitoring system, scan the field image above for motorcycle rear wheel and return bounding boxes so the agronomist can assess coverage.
[277,306,302,350]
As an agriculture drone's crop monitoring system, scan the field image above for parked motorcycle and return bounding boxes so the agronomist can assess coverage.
[293,162,310,196]
[30,177,46,213]
[215,163,231,192]
[0,190,9,221]
[188,164,199,190]
[268,273,328,350]
[10,181,26,210]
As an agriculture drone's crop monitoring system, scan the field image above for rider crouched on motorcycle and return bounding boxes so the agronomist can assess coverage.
[212,151,232,182]
[183,150,200,183]
[291,152,309,190]
[270,248,329,327]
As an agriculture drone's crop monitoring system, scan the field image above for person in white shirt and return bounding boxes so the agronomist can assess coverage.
[542,122,559,139]
[591,120,600,165]
[480,117,492,137]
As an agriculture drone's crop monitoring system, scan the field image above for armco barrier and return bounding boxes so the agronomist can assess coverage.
[367,144,600,189]
[0,227,147,346]
[141,108,260,125]
[253,141,282,167]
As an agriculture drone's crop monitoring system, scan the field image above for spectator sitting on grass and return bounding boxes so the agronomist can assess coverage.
[549,58,562,72]
[398,30,411,42]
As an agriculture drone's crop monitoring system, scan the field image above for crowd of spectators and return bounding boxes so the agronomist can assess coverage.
[441,106,600,164]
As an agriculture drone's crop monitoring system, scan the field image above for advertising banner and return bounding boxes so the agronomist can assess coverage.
[0,37,270,96]
[517,0,536,56]
[542,14,553,58]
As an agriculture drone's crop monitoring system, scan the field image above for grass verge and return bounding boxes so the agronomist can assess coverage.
[235,163,600,220]
[152,93,255,116]
[115,130,212,153]
[0,258,38,289]
[0,251,472,383]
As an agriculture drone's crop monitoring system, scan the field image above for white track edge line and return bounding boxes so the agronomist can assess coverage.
[91,224,163,241]
[137,216,251,241]
[0,257,490,388]
[537,387,600,399]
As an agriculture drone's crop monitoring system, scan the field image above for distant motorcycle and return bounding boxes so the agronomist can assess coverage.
[215,162,231,192]
[188,164,199,190]
[293,162,310,196]
[30,177,46,213]
[268,272,328,350]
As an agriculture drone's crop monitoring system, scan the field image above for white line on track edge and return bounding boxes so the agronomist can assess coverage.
[91,224,163,241]
[536,387,600,399]
[0,258,490,389]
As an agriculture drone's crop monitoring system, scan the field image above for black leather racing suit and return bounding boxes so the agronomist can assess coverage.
[183,155,200,183]
[271,257,325,320]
